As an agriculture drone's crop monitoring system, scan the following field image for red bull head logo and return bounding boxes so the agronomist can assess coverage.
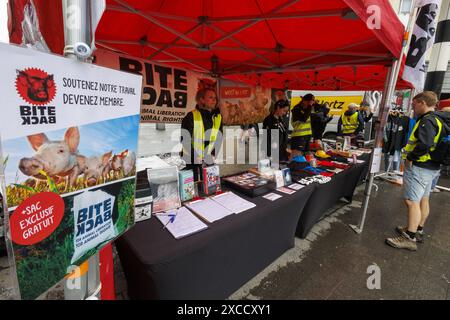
[16,68,56,105]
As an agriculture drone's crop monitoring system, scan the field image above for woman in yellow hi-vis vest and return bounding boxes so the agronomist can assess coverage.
[291,93,315,153]
[181,88,223,181]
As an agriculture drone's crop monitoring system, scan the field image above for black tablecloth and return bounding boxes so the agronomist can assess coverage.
[295,161,369,239]
[115,185,315,300]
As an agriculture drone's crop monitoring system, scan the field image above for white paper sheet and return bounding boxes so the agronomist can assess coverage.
[263,193,282,201]
[211,191,256,214]
[156,206,208,239]
[185,198,234,223]
[287,183,305,190]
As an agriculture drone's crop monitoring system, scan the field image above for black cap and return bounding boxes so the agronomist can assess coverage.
[302,93,314,101]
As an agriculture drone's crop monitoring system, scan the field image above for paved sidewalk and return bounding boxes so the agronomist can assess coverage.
[229,177,450,300]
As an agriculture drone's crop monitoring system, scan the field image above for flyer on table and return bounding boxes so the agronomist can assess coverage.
[0,43,142,300]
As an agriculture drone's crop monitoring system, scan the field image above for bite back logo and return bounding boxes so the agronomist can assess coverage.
[16,68,58,125]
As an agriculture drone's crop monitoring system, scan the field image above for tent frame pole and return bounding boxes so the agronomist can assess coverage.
[350,62,396,234]
[350,1,418,234]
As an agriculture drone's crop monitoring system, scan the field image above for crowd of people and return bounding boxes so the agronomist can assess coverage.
[179,87,449,255]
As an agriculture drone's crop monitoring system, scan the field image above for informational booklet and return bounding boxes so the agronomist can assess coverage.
[147,166,181,213]
[156,206,208,239]
[185,198,234,223]
[211,191,256,214]
[202,165,221,195]
[179,170,195,202]
[277,187,296,195]
[274,170,285,188]
[287,183,304,191]
[263,193,282,201]
[281,168,293,186]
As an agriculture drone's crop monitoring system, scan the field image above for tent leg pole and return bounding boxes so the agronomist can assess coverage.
[350,173,375,234]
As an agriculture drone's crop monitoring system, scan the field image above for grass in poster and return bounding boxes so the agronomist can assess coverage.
[5,169,134,208]
[14,198,74,300]
[12,179,136,300]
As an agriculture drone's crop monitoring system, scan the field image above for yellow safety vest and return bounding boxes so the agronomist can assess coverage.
[291,107,312,137]
[192,109,222,162]
[402,115,443,162]
[341,112,359,134]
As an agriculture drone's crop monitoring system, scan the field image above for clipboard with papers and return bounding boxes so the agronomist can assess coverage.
[155,206,208,239]
[185,198,234,223]
[211,191,256,214]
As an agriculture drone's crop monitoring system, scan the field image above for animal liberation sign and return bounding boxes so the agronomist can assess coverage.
[0,43,142,300]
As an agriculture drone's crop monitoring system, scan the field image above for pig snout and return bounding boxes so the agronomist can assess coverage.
[19,158,44,176]
[85,176,98,187]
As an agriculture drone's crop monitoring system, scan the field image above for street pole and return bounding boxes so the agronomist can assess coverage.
[62,0,101,300]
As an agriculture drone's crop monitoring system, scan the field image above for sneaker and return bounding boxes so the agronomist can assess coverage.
[431,188,441,193]
[386,232,417,251]
[395,226,424,243]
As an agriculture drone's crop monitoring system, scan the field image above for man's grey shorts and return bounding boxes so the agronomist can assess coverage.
[403,165,440,202]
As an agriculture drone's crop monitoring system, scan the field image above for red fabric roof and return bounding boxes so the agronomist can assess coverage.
[8,0,410,90]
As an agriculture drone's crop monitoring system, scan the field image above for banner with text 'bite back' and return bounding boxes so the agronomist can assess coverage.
[0,43,142,299]
[95,49,215,124]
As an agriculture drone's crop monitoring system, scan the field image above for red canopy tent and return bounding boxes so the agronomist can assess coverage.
[439,99,450,108]
[8,0,412,90]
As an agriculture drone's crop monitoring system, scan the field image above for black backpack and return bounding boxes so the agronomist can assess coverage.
[430,114,450,166]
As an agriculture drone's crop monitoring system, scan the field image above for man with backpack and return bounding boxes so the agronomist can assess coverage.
[386,91,450,251]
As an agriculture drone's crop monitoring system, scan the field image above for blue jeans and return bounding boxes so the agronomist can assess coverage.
[384,151,400,171]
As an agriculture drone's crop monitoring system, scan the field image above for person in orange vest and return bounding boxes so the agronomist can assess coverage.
[181,88,223,181]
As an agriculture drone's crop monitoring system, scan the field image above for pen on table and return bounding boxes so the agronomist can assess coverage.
[163,214,176,229]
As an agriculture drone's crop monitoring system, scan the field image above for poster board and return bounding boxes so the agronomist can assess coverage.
[0,43,142,299]
[219,79,272,125]
[95,49,215,124]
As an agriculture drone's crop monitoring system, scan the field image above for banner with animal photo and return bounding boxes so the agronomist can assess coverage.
[0,43,142,299]
[219,79,272,125]
[94,49,216,124]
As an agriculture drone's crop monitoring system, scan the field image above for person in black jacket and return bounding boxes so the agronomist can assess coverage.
[386,91,449,251]
[290,93,315,152]
[382,110,409,171]
[263,100,290,162]
[180,88,223,181]
[311,102,333,144]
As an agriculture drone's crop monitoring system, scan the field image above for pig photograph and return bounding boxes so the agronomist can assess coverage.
[2,115,139,207]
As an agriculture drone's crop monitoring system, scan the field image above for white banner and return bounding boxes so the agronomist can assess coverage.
[95,49,215,124]
[0,43,141,140]
[402,0,440,90]
[0,43,142,300]
[71,190,116,264]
